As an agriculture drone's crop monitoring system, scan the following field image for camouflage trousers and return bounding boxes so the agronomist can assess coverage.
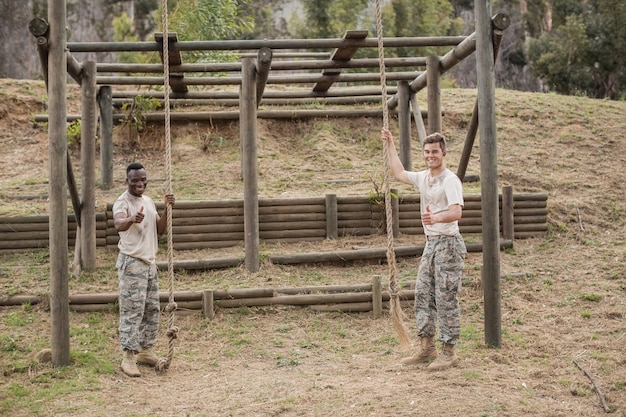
[116,253,160,352]
[414,234,466,345]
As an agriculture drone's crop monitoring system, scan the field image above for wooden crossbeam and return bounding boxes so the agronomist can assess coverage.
[312,30,368,93]
[155,32,188,93]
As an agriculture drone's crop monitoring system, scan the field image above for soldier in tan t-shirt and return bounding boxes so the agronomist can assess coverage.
[113,162,175,377]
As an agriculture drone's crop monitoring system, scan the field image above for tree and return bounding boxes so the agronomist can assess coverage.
[382,0,461,57]
[290,0,370,40]
[528,15,592,95]
[160,0,253,61]
[240,0,290,40]
[528,0,626,99]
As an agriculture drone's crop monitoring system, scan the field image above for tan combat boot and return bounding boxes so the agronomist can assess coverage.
[427,342,459,371]
[400,336,437,365]
[136,346,160,367]
[121,349,141,377]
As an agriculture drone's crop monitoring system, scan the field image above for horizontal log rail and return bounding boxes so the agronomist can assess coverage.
[96,58,426,77]
[1,273,523,315]
[0,190,547,253]
[34,108,412,123]
[67,36,466,53]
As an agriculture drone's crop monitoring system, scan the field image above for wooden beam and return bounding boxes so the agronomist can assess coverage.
[96,57,426,74]
[456,21,507,181]
[80,61,97,271]
[241,58,260,272]
[155,32,188,93]
[98,86,113,189]
[398,81,412,169]
[35,107,422,123]
[426,55,441,134]
[110,86,397,99]
[256,47,272,106]
[386,13,510,110]
[95,72,421,87]
[67,36,466,53]
[48,0,71,368]
[476,5,505,349]
[313,30,368,93]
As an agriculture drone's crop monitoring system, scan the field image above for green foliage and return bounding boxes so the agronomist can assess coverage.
[528,16,591,96]
[527,0,626,99]
[120,96,161,148]
[66,120,81,148]
[290,0,460,58]
[240,0,290,40]
[112,12,151,64]
[161,0,253,62]
[384,0,460,56]
[290,0,371,41]
[581,293,602,302]
[366,172,398,207]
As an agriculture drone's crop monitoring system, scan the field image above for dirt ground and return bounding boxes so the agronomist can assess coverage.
[1,78,625,416]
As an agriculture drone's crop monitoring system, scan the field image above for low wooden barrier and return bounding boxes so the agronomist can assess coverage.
[0,188,548,253]
[0,278,416,317]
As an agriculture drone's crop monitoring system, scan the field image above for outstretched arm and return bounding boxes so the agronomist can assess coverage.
[381,128,412,185]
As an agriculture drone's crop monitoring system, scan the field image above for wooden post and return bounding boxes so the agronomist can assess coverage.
[476,0,502,348]
[29,18,50,87]
[426,55,441,134]
[68,153,81,274]
[501,185,514,241]
[457,101,479,181]
[256,47,272,106]
[397,81,412,171]
[98,86,113,190]
[241,58,260,272]
[456,16,509,181]
[202,290,214,320]
[48,0,70,367]
[80,61,97,271]
[409,93,427,147]
[372,275,382,318]
[66,151,81,227]
[325,194,338,239]
[391,188,400,238]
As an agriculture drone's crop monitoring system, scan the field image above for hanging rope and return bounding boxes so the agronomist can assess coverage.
[155,0,178,372]
[375,0,411,349]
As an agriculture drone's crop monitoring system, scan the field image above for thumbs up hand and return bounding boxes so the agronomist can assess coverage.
[421,205,435,225]
[134,205,145,224]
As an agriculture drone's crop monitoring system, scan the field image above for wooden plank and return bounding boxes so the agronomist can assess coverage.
[313,30,368,93]
[154,32,188,93]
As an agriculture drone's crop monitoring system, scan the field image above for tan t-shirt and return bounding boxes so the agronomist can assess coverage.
[113,191,159,264]
[407,168,464,237]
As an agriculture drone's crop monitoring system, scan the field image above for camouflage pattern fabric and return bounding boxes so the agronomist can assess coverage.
[116,253,160,351]
[414,234,466,344]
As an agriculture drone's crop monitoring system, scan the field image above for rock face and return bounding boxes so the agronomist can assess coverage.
[0,0,41,79]
[0,0,126,80]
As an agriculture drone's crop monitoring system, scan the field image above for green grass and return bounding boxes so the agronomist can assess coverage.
[0,309,118,416]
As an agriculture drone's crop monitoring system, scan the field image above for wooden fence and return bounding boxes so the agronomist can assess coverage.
[0,278,415,316]
[0,190,548,253]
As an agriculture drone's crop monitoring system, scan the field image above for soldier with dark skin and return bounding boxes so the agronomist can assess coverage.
[113,162,175,377]
[382,128,466,371]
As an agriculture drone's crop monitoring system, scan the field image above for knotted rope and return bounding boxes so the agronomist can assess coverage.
[375,0,411,349]
[155,0,178,372]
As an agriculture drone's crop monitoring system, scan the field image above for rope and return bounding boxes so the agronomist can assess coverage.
[156,0,178,372]
[375,0,411,349]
